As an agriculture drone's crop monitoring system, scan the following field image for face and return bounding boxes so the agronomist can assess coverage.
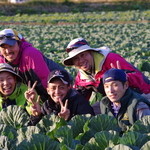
[0,42,20,62]
[72,51,94,72]
[47,79,70,104]
[0,72,17,96]
[104,81,128,104]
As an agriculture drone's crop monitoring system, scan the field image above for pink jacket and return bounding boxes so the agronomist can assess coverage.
[74,50,150,94]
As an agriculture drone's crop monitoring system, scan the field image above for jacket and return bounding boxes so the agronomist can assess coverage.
[0,39,68,101]
[74,50,150,97]
[100,88,150,131]
[29,89,95,125]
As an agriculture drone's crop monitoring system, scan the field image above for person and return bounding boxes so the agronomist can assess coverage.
[0,28,70,102]
[63,38,150,112]
[0,63,32,113]
[100,68,150,131]
[25,70,95,125]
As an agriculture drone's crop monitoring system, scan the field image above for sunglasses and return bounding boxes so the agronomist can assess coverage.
[66,40,88,53]
[0,33,16,41]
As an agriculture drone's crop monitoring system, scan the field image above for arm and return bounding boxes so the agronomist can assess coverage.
[104,53,150,94]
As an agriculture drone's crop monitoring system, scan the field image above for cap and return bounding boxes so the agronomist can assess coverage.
[63,38,100,66]
[103,68,127,84]
[0,63,22,82]
[0,29,22,46]
[48,70,70,85]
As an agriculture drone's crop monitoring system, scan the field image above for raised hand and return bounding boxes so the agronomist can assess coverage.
[58,99,70,120]
[30,95,41,116]
[110,60,121,69]
[24,81,38,103]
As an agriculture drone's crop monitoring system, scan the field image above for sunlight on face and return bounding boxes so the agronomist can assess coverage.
[47,79,70,104]
[0,42,20,62]
[104,80,128,104]
[0,72,17,96]
[72,51,94,72]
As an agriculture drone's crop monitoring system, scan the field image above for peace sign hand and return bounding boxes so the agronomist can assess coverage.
[58,99,70,120]
[24,81,38,104]
[30,96,41,116]
[110,60,121,69]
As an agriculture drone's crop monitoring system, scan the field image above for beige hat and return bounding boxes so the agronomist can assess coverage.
[63,38,101,66]
[0,28,22,46]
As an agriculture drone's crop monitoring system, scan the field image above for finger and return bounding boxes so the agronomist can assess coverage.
[110,63,115,68]
[28,81,31,89]
[116,60,121,69]
[37,95,40,103]
[59,99,64,108]
[31,81,38,90]
[64,99,68,108]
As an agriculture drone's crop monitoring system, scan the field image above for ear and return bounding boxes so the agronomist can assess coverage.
[124,81,129,90]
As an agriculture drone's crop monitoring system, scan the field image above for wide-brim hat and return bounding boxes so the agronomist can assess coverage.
[0,29,22,46]
[0,63,22,82]
[63,38,100,66]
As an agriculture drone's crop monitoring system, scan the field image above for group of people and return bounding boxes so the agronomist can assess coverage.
[0,28,149,131]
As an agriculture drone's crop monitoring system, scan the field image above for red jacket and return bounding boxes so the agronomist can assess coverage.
[74,51,150,95]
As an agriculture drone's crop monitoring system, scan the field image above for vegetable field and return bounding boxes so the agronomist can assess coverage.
[0,105,150,149]
[0,8,150,149]
[0,10,149,78]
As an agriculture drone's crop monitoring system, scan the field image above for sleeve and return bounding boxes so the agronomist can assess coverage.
[74,94,95,116]
[104,53,150,94]
[136,102,150,120]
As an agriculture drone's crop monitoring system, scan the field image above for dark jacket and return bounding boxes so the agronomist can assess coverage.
[100,88,150,131]
[29,89,95,125]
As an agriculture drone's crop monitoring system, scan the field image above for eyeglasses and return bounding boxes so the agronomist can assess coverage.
[66,39,88,53]
[0,33,16,41]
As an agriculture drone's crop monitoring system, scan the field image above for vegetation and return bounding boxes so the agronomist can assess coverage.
[0,105,150,149]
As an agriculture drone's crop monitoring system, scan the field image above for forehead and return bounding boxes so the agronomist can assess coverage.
[73,51,90,58]
[104,80,122,85]
[0,71,14,77]
[48,79,66,86]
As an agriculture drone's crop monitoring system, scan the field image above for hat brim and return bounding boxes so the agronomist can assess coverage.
[0,39,17,46]
[63,47,100,66]
[0,69,22,82]
[48,76,68,85]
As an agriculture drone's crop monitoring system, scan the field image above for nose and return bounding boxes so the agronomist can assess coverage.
[3,80,8,85]
[55,87,59,94]
[108,86,114,93]
[5,47,12,54]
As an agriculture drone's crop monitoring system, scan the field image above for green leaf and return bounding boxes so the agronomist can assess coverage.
[16,134,60,150]
[119,131,149,148]
[129,115,150,134]
[0,105,29,129]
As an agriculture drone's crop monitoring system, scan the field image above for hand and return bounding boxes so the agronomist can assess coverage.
[30,96,41,116]
[24,81,38,103]
[58,99,70,120]
[110,60,121,69]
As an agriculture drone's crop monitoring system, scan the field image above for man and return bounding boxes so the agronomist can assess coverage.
[25,70,95,125]
[100,68,150,131]
[0,63,31,113]
[63,38,150,101]
[0,28,70,102]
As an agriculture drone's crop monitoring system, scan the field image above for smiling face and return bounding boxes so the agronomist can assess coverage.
[72,51,94,73]
[104,80,128,105]
[0,42,20,62]
[0,71,17,97]
[47,79,70,104]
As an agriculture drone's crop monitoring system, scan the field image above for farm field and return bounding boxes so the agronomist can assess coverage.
[0,5,150,149]
[0,10,149,77]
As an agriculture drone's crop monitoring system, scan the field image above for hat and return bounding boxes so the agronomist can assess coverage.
[0,63,22,82]
[48,70,70,85]
[103,68,127,84]
[63,38,101,66]
[0,29,22,46]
